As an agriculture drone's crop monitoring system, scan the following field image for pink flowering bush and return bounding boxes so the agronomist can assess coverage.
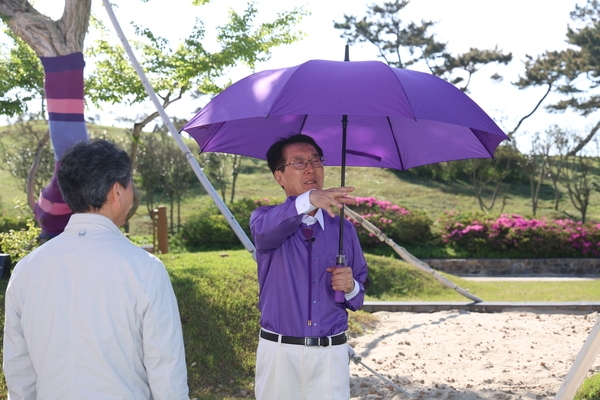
[181,196,600,258]
[348,197,433,249]
[439,211,600,258]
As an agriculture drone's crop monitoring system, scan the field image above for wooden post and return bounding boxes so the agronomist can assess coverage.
[555,315,600,399]
[156,205,169,254]
[152,206,169,254]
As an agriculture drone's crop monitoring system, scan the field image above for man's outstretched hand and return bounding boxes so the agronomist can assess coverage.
[309,187,356,217]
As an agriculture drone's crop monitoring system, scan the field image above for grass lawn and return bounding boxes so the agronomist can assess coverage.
[1,250,600,398]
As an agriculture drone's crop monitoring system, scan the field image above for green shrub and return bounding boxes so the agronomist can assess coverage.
[227,197,282,238]
[0,215,28,233]
[179,197,278,251]
[399,145,528,184]
[180,196,436,253]
[366,255,425,298]
[575,372,600,400]
[179,211,240,251]
[0,219,41,263]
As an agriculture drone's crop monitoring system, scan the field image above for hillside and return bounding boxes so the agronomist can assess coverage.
[1,122,600,239]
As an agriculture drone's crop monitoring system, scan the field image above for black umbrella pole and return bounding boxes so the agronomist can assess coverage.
[335,115,349,303]
[338,114,349,261]
[338,45,349,264]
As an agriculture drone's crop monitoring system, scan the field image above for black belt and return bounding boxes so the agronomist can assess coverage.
[260,329,347,347]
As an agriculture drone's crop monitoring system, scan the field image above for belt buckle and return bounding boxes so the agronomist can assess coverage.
[304,337,320,346]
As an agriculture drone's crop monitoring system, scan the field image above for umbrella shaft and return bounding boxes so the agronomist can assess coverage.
[339,115,348,258]
[341,115,348,187]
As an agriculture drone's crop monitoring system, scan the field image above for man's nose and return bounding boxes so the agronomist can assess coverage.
[304,162,316,172]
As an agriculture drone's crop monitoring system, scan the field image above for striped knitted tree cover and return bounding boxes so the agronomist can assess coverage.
[34,52,89,239]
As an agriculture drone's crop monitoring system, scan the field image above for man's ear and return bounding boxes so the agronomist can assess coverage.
[111,182,125,203]
[274,170,285,188]
[101,183,119,212]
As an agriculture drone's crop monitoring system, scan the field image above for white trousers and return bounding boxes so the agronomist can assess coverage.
[255,336,350,400]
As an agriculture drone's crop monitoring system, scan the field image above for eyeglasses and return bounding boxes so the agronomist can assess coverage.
[279,156,325,171]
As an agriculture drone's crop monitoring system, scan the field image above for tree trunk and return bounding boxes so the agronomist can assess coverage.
[26,130,50,210]
[1,0,92,238]
[130,111,160,168]
[229,155,242,204]
[0,0,91,57]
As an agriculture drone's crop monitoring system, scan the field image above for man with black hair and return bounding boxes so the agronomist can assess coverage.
[3,139,189,399]
[251,134,368,400]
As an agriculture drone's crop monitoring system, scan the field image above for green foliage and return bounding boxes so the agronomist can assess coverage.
[402,144,528,184]
[364,253,427,299]
[160,251,260,398]
[178,195,436,254]
[179,193,600,259]
[178,197,277,252]
[0,29,44,117]
[0,215,28,233]
[179,211,241,251]
[575,372,600,400]
[86,4,306,107]
[0,219,40,263]
[136,131,198,231]
[0,117,54,196]
[516,0,600,148]
[198,153,243,204]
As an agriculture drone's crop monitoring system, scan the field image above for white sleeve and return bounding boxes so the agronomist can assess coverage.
[143,261,190,400]
[344,279,360,301]
[295,190,317,215]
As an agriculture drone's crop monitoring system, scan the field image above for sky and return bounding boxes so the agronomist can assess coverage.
[33,0,590,153]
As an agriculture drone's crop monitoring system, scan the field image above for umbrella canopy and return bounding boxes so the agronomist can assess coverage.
[182,59,509,170]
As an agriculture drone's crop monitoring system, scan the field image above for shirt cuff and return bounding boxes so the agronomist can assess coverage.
[344,279,360,300]
[295,190,317,215]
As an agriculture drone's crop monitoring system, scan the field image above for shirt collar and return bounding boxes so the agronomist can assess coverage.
[302,208,325,230]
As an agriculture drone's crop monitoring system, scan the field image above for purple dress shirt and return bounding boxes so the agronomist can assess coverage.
[250,196,368,337]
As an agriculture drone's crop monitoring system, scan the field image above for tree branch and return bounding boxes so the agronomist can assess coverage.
[509,84,552,139]
[568,120,600,156]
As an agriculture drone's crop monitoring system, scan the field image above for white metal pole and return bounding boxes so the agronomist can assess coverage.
[555,315,600,400]
[101,0,256,258]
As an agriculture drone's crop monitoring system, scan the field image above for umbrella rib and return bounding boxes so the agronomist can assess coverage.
[387,117,405,170]
[298,115,308,134]
[470,128,497,160]
[201,121,227,154]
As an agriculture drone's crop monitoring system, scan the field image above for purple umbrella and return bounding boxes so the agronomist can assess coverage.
[182,58,509,291]
[183,59,508,169]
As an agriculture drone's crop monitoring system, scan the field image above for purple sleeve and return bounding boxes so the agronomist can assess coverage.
[346,220,368,312]
[250,198,303,250]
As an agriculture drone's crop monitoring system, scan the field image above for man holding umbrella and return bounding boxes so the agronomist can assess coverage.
[250,134,368,400]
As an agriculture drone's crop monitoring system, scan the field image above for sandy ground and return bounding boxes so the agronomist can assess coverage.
[348,310,600,399]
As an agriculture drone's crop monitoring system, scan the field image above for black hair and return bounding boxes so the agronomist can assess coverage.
[58,139,132,213]
[266,134,324,174]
